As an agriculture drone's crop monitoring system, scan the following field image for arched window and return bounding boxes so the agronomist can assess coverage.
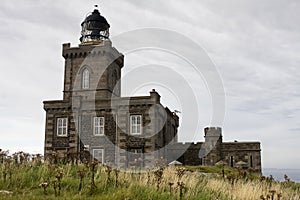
[82,68,89,89]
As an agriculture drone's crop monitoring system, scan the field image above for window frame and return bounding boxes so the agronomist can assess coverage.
[130,115,142,135]
[82,68,89,89]
[93,148,104,164]
[93,117,105,136]
[57,118,68,137]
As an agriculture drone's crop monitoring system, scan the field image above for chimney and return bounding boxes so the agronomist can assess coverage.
[150,89,160,103]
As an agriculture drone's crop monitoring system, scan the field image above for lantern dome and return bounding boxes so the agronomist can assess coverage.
[80,6,110,44]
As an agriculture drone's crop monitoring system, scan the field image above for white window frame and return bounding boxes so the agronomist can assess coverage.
[130,115,142,135]
[57,118,68,137]
[82,68,89,89]
[93,149,104,164]
[93,117,104,136]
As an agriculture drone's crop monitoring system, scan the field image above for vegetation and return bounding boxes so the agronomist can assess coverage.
[0,151,300,199]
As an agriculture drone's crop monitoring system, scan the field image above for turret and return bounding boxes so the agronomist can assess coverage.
[199,127,223,165]
[204,127,222,144]
[60,6,124,101]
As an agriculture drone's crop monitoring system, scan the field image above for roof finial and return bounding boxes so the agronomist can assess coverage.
[94,4,98,9]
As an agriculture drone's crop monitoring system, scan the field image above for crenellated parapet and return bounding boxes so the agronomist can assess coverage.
[62,42,124,67]
[204,127,222,136]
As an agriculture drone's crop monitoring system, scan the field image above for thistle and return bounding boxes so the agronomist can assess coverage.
[177,181,185,200]
[176,168,186,181]
[89,161,98,190]
[168,182,174,194]
[77,169,86,191]
[113,168,119,187]
[154,168,164,190]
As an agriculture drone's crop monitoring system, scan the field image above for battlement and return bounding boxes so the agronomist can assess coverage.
[204,127,222,137]
[61,41,123,67]
[174,142,204,145]
[204,126,221,132]
[222,142,261,150]
[167,142,204,151]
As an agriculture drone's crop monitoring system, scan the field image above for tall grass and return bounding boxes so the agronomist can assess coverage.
[0,152,300,199]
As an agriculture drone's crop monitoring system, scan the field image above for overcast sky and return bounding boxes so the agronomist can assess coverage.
[0,0,299,169]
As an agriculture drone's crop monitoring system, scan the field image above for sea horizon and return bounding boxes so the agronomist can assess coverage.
[263,168,300,183]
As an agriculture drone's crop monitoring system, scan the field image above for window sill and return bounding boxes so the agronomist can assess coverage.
[57,135,68,137]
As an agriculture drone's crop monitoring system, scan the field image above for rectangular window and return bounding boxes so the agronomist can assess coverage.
[127,148,144,167]
[130,115,142,135]
[93,149,104,164]
[57,118,67,137]
[94,117,104,136]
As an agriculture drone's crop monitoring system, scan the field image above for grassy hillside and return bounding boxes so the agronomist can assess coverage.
[0,152,300,199]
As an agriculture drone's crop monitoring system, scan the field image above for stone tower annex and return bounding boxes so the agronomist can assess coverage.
[43,6,262,172]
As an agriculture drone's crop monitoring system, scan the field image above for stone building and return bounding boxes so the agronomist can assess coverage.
[43,7,261,172]
[167,127,261,172]
[43,8,179,168]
